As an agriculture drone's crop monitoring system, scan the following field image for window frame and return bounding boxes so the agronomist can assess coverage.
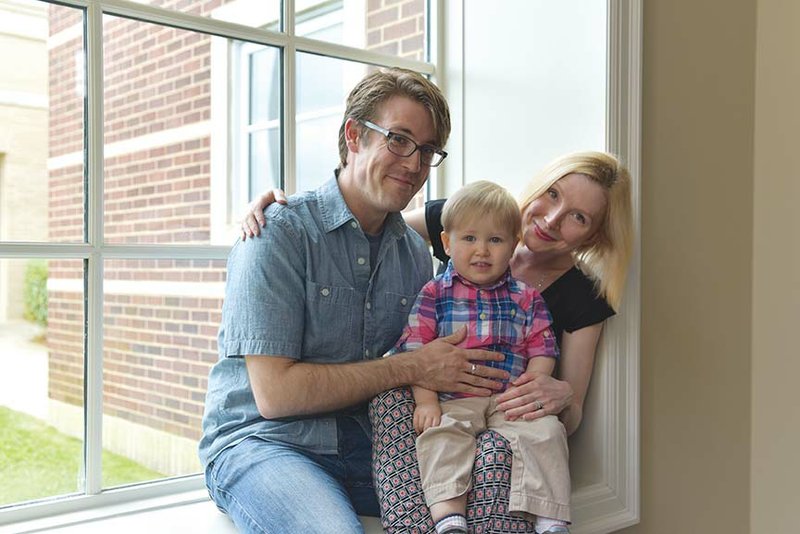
[0,0,642,531]
[0,0,438,526]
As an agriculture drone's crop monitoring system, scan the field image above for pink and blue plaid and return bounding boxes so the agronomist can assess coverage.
[393,261,558,400]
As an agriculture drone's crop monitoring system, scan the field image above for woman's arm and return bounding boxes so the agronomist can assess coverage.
[552,322,603,434]
[495,322,604,435]
[402,205,429,240]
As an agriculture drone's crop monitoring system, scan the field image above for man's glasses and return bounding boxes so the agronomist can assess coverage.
[361,120,448,167]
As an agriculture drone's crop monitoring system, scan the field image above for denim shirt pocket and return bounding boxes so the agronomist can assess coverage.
[305,280,359,360]
[373,290,418,355]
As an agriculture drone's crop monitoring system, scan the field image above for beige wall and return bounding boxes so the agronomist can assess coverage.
[623,0,800,532]
[624,0,756,531]
[751,0,800,532]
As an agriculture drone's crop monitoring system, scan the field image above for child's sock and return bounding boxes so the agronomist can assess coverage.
[434,513,468,534]
[535,516,569,533]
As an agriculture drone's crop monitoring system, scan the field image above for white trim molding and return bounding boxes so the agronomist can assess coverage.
[441,1,642,532]
[572,1,642,532]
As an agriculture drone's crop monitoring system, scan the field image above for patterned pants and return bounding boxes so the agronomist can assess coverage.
[370,387,537,533]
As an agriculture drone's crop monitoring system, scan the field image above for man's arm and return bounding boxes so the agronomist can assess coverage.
[246,328,507,419]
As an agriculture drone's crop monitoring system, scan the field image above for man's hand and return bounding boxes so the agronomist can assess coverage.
[407,327,509,396]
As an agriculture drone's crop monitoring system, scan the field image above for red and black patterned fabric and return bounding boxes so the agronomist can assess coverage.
[370,387,537,533]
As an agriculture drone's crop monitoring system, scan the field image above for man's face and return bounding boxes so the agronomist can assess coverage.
[344,96,437,229]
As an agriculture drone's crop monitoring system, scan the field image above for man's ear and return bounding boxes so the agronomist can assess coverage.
[440,231,451,256]
[344,118,362,153]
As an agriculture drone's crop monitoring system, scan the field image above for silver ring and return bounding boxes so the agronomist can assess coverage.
[533,400,544,411]
[470,363,477,374]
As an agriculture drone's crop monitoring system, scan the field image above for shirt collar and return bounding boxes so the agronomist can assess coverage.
[316,173,408,239]
[441,260,520,293]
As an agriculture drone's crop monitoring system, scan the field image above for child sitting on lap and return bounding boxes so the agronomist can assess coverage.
[392,181,571,534]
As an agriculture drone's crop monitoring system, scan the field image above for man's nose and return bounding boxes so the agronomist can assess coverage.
[400,150,422,172]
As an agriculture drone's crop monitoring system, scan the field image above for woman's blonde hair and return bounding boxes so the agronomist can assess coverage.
[518,151,633,310]
[441,180,521,238]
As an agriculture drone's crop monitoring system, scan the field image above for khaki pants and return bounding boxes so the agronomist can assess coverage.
[416,396,571,522]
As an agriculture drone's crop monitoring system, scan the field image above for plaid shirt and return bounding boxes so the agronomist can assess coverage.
[393,261,559,400]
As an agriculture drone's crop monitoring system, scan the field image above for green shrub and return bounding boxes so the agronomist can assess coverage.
[23,260,48,327]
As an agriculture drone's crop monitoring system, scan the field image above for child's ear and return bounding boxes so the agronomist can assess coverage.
[440,231,451,256]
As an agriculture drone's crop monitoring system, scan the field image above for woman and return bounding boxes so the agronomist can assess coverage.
[241,151,634,532]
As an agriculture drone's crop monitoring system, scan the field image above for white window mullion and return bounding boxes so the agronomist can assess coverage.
[284,0,297,193]
[84,0,104,497]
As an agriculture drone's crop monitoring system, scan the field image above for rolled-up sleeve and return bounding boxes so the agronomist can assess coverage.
[219,213,306,359]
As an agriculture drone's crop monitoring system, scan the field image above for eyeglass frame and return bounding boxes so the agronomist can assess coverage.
[359,120,448,167]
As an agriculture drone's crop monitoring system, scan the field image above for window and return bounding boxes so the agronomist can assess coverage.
[0,0,640,531]
[0,0,433,525]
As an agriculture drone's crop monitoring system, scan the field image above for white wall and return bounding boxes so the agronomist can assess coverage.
[456,0,607,197]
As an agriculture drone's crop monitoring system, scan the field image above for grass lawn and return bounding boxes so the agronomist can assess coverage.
[0,406,164,506]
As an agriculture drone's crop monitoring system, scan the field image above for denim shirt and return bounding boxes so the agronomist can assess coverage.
[198,176,433,467]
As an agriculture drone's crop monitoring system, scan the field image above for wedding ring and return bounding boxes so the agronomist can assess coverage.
[470,363,477,374]
[533,400,544,411]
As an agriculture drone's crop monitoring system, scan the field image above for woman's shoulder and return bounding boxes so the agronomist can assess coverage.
[545,266,615,333]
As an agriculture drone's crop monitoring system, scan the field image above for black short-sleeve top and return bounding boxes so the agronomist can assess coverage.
[425,199,615,343]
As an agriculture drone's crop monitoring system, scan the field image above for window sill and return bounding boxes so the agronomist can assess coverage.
[8,490,385,533]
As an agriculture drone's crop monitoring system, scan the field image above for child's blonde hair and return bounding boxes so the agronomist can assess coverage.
[441,181,521,238]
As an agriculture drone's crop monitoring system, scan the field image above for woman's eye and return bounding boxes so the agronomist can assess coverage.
[574,213,587,225]
[547,189,558,199]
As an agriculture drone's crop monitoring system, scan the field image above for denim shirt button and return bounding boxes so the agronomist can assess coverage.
[366,302,372,310]
[364,349,370,357]
[357,257,366,265]
[400,298,407,305]
[321,287,330,297]
[350,221,358,228]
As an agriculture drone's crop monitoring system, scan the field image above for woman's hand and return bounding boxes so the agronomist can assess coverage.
[495,371,573,422]
[240,189,287,240]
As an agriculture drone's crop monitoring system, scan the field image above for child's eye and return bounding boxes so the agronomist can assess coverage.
[463,235,476,242]
[489,236,504,244]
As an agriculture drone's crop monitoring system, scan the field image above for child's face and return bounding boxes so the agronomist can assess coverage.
[441,216,518,287]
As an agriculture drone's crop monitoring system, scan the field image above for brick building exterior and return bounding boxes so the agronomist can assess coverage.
[46,0,425,477]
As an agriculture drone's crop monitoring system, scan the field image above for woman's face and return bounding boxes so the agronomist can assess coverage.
[521,172,608,256]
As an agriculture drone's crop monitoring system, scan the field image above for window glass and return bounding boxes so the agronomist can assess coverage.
[1,1,84,243]
[296,0,427,61]
[295,55,366,192]
[0,258,85,505]
[101,258,225,488]
[135,0,281,30]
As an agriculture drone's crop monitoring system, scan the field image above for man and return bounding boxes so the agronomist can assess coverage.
[199,68,507,533]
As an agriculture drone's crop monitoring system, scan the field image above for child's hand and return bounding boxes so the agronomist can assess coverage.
[413,404,442,434]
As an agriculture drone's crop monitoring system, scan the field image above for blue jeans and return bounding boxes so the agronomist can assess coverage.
[206,417,379,534]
